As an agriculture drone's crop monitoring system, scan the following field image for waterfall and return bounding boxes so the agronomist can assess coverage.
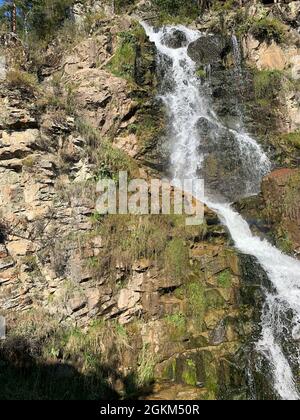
[232,34,243,78]
[142,22,300,400]
[231,33,245,126]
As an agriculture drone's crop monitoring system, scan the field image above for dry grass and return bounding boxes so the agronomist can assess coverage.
[5,69,38,95]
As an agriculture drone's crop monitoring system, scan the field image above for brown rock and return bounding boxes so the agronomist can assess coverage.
[262,168,300,254]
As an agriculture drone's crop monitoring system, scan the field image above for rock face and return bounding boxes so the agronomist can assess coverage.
[0,0,300,401]
[0,15,256,396]
[0,15,156,324]
[71,0,114,23]
[262,169,300,256]
[244,36,289,71]
[235,168,300,258]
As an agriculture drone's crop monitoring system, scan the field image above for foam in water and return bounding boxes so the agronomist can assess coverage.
[141,21,300,400]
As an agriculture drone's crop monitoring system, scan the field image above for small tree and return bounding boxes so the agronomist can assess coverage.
[12,1,17,32]
[0,0,25,33]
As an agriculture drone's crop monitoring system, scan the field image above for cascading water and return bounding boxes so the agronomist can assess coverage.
[141,22,300,400]
[232,34,243,79]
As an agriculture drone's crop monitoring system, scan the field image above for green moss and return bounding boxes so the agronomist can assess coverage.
[106,24,149,82]
[165,313,187,341]
[205,289,225,309]
[196,68,206,79]
[164,238,190,282]
[203,352,219,399]
[162,359,177,380]
[107,31,136,80]
[276,230,294,255]
[236,14,286,45]
[182,359,197,386]
[165,313,186,330]
[186,281,206,324]
[174,287,185,300]
[217,269,232,288]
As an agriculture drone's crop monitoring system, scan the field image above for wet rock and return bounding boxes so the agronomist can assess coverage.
[210,321,226,346]
[196,117,216,136]
[187,35,230,65]
[163,29,188,49]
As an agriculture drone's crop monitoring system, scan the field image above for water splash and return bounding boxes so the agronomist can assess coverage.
[142,21,300,400]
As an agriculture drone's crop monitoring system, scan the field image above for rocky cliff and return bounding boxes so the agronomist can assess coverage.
[0,0,299,400]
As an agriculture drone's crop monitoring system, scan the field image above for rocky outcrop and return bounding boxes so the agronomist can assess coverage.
[235,168,300,258]
[262,168,300,256]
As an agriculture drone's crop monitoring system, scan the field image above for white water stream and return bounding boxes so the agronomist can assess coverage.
[141,22,300,400]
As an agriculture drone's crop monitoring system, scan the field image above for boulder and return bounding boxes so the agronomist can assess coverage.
[163,29,188,49]
[187,35,230,65]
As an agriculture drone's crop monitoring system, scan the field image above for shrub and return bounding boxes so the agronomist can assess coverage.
[107,31,137,80]
[280,131,300,150]
[5,69,38,94]
[136,344,156,388]
[251,17,286,44]
[212,0,237,12]
[97,142,137,180]
[114,0,137,13]
[152,0,199,17]
[75,118,138,180]
[276,231,294,255]
[217,269,232,288]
